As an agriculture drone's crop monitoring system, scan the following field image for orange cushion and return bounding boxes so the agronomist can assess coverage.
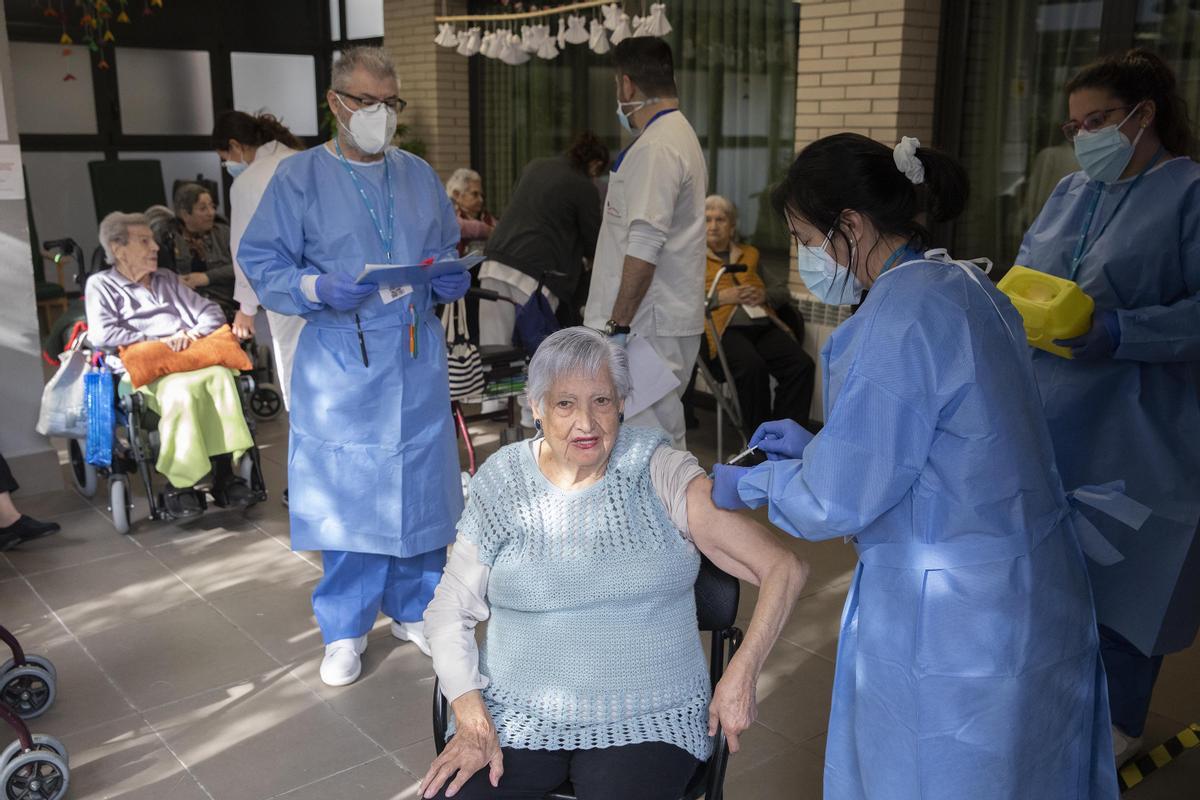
[119,325,253,389]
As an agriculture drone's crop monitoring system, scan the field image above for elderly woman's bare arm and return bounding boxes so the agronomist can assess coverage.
[685,474,809,751]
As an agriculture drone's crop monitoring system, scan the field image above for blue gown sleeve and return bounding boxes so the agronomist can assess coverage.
[236,168,324,316]
[736,371,937,540]
[1113,186,1200,362]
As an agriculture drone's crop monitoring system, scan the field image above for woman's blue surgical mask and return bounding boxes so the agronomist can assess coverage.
[222,160,248,178]
[797,227,863,306]
[1074,103,1146,183]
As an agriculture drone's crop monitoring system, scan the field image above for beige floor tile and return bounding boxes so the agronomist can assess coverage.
[289,629,439,752]
[0,573,73,650]
[14,485,96,521]
[1123,746,1200,799]
[1150,649,1200,721]
[723,721,807,783]
[391,736,436,783]
[0,554,18,581]
[208,579,322,664]
[3,508,139,576]
[78,601,278,711]
[150,528,319,602]
[58,714,210,800]
[143,668,382,800]
[271,755,417,800]
[777,583,848,663]
[798,731,827,760]
[723,746,826,800]
[25,550,198,637]
[12,637,137,737]
[752,638,837,746]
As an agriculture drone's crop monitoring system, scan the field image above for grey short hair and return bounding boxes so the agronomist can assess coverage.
[445,168,481,199]
[705,194,738,227]
[98,211,150,265]
[526,327,632,416]
[172,182,210,215]
[332,46,398,93]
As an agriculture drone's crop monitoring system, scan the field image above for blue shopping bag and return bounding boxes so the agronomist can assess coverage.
[84,354,114,467]
[513,279,560,359]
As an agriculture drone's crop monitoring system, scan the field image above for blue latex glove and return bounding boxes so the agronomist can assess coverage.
[749,419,814,461]
[432,269,471,303]
[316,272,377,311]
[1054,309,1120,361]
[711,463,751,510]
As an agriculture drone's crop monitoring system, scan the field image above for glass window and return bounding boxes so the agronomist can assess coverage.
[946,0,1102,269]
[1134,0,1200,116]
[119,151,224,213]
[472,0,798,257]
[10,43,98,135]
[116,48,214,136]
[346,0,384,39]
[330,0,342,40]
[231,52,320,137]
[23,152,105,259]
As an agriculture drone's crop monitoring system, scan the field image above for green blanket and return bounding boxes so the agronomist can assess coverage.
[134,366,253,487]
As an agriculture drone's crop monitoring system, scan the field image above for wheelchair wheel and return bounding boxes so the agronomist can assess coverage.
[108,476,131,535]
[250,384,283,420]
[1,733,69,770]
[1,749,69,800]
[0,655,57,685]
[67,439,96,498]
[0,664,55,719]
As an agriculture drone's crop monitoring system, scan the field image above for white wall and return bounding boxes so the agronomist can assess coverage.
[0,4,61,493]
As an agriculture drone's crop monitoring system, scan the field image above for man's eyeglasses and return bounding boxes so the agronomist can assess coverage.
[335,90,407,114]
[1061,105,1135,142]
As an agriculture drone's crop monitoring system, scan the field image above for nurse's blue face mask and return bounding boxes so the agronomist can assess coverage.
[1070,102,1147,183]
[790,216,863,307]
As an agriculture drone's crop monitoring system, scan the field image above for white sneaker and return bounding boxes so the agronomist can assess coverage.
[319,635,368,686]
[1112,725,1143,766]
[391,620,432,657]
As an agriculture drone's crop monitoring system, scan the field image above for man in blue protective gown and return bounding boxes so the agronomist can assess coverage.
[238,46,468,687]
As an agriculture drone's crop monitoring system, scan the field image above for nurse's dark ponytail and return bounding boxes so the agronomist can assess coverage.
[211,110,304,153]
[1066,49,1197,160]
[770,132,968,263]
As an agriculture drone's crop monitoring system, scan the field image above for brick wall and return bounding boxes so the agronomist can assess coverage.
[383,0,471,181]
[794,0,941,150]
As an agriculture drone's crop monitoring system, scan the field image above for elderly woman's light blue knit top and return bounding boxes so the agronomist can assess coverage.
[458,425,713,761]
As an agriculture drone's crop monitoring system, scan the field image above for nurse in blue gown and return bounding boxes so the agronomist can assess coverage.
[1017,48,1200,760]
[238,47,468,687]
[712,133,1117,799]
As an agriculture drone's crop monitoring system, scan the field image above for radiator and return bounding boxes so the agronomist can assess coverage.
[795,296,852,424]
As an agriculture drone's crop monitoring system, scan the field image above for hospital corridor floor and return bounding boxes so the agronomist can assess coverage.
[2,411,1197,799]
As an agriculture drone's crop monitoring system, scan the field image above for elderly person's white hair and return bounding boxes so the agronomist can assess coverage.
[98,211,150,265]
[526,327,632,416]
[445,168,482,200]
[331,45,397,92]
[705,194,738,227]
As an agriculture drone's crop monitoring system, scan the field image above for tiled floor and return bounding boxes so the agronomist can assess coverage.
[2,408,1197,799]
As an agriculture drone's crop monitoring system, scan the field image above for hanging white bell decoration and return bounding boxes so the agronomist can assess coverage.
[480,30,499,59]
[434,22,458,47]
[610,13,633,45]
[456,26,482,56]
[564,14,590,45]
[638,4,672,36]
[601,3,621,31]
[519,24,538,53]
[537,33,560,60]
[557,21,568,50]
[589,19,611,54]
[501,32,532,65]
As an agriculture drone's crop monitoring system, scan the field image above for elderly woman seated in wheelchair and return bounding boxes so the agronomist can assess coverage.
[82,211,265,522]
[420,327,809,800]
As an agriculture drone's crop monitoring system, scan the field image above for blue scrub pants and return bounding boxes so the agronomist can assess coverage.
[1100,625,1164,738]
[312,548,447,644]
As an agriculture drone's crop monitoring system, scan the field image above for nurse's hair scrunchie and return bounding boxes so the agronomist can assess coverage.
[893,137,926,185]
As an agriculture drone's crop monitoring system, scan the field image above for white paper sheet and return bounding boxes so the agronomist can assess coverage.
[0,145,25,200]
[623,335,680,419]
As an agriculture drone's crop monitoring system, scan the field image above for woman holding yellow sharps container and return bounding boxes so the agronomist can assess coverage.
[1015,49,1200,764]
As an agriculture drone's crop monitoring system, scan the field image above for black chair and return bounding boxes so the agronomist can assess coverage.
[431,555,743,800]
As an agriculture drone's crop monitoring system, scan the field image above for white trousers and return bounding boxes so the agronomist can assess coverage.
[625,331,700,450]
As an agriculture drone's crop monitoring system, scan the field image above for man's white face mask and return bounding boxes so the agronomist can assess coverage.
[336,93,397,155]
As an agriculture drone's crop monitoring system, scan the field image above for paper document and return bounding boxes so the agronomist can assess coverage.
[0,145,24,200]
[356,253,484,286]
[741,304,768,319]
[623,335,681,420]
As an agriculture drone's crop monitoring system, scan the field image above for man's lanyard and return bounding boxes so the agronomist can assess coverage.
[1069,147,1163,281]
[611,108,680,173]
[334,137,395,262]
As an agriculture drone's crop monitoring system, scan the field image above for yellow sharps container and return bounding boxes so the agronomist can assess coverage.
[997,266,1094,359]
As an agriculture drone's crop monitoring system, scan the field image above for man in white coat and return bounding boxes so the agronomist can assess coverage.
[583,37,707,449]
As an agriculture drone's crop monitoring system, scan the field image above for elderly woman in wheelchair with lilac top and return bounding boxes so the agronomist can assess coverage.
[420,326,808,800]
